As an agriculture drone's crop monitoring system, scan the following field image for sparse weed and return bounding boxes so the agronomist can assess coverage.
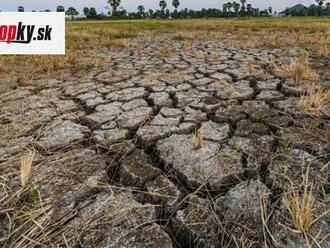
[172,32,196,40]
[297,88,330,117]
[265,34,281,47]
[20,150,35,187]
[284,167,315,233]
[183,40,194,51]
[317,37,329,57]
[278,58,319,85]
[192,129,204,149]
[159,47,172,57]
[246,62,257,74]
[278,141,291,155]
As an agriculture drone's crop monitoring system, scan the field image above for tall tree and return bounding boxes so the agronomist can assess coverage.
[172,0,180,18]
[233,2,240,16]
[316,0,324,7]
[56,6,65,12]
[159,0,167,17]
[325,2,330,15]
[83,7,90,16]
[66,7,79,20]
[172,0,180,11]
[222,3,228,16]
[165,8,170,18]
[316,0,324,15]
[148,9,154,18]
[246,4,253,17]
[108,0,121,17]
[89,8,97,17]
[137,5,145,18]
[268,7,273,15]
[227,2,233,16]
[240,0,246,16]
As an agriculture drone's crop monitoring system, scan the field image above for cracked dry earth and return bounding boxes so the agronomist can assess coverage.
[1,36,330,247]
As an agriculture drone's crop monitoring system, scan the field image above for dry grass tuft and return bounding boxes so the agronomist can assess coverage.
[183,40,194,51]
[171,32,196,40]
[104,38,137,48]
[159,47,172,57]
[317,37,329,57]
[20,150,35,187]
[246,62,257,74]
[284,167,315,233]
[277,56,319,85]
[297,88,330,117]
[290,63,319,85]
[264,34,281,47]
[192,129,204,149]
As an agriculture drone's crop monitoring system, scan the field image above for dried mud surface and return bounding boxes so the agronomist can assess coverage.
[1,36,329,247]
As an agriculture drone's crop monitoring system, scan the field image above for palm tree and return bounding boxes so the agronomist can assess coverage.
[137,5,145,18]
[89,8,97,17]
[222,3,228,16]
[172,0,180,18]
[268,7,273,16]
[240,0,246,16]
[315,0,324,15]
[83,7,90,17]
[56,6,65,12]
[165,8,170,18]
[227,2,233,16]
[233,2,240,16]
[108,0,121,17]
[159,0,167,15]
[172,0,180,12]
[246,4,253,17]
[148,9,154,18]
[65,7,79,20]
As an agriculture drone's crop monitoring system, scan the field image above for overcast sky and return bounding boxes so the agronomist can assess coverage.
[0,0,316,13]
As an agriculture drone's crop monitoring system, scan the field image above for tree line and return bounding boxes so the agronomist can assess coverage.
[14,0,273,19]
[14,0,330,19]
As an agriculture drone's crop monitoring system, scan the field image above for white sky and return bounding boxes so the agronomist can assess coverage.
[0,0,317,13]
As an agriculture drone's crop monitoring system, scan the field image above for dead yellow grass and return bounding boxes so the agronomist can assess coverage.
[20,150,35,187]
[192,129,204,149]
[284,186,315,233]
[283,167,330,241]
[104,38,138,48]
[246,62,257,74]
[183,40,194,51]
[159,47,173,57]
[283,167,316,240]
[317,37,329,57]
[276,52,319,85]
[264,34,281,48]
[171,31,196,40]
[297,88,330,117]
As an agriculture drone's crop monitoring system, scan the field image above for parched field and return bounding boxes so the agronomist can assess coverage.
[0,18,329,247]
